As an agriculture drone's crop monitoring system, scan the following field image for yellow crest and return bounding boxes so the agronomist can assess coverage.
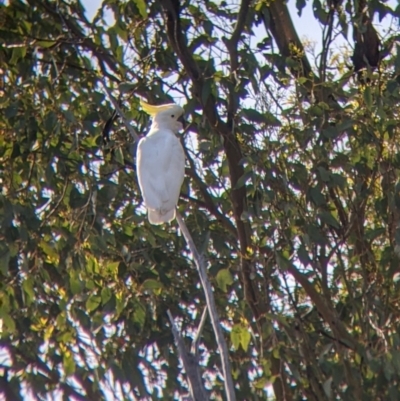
[140,99,177,116]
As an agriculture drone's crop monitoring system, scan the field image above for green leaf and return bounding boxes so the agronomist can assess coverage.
[322,377,332,397]
[0,250,10,275]
[101,287,112,304]
[10,46,27,64]
[240,326,251,352]
[309,187,326,206]
[296,0,306,14]
[203,20,213,36]
[36,40,57,48]
[133,0,148,18]
[69,187,88,209]
[364,86,373,109]
[331,173,347,190]
[2,313,16,333]
[255,0,266,12]
[216,268,233,292]
[202,79,212,104]
[365,227,385,241]
[119,82,136,93]
[241,108,268,123]
[254,376,269,389]
[276,252,291,271]
[231,324,241,350]
[44,111,57,131]
[241,108,282,126]
[4,103,19,119]
[133,301,146,328]
[115,147,124,165]
[264,111,282,126]
[308,105,323,116]
[337,119,354,132]
[312,0,328,24]
[142,279,163,293]
[58,330,74,343]
[230,324,251,351]
[69,275,82,295]
[297,244,310,266]
[39,240,59,262]
[107,261,119,275]
[318,211,340,229]
[22,278,35,306]
[317,166,330,182]
[391,350,400,374]
[63,352,76,376]
[86,295,101,312]
[235,171,252,189]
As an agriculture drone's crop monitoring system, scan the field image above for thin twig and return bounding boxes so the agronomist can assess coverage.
[39,177,69,229]
[191,307,208,358]
[99,81,139,142]
[176,211,236,401]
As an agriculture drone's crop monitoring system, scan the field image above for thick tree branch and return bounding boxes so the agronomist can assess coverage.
[226,0,250,73]
[352,0,381,75]
[264,0,314,80]
[161,0,220,128]
[261,0,339,106]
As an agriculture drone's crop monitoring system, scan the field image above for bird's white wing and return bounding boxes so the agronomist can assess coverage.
[164,134,185,203]
[137,129,185,222]
[137,135,169,210]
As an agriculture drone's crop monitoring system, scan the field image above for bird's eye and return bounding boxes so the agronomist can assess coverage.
[171,114,175,118]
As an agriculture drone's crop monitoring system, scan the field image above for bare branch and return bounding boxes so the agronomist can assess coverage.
[176,211,236,401]
[191,307,208,358]
[167,310,208,401]
[226,0,251,73]
[265,0,314,79]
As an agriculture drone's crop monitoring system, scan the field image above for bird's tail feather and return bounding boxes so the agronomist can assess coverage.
[148,208,176,225]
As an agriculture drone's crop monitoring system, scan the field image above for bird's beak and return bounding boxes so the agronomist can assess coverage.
[178,115,186,130]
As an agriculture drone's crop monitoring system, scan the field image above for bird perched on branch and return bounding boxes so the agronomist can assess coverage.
[136,100,185,225]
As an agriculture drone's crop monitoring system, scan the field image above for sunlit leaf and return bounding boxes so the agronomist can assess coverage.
[63,352,76,376]
[133,0,148,18]
[231,324,241,351]
[86,295,101,312]
[216,268,233,292]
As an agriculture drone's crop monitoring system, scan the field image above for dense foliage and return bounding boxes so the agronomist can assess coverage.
[1,0,400,399]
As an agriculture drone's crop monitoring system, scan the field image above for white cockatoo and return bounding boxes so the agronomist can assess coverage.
[136,100,185,225]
